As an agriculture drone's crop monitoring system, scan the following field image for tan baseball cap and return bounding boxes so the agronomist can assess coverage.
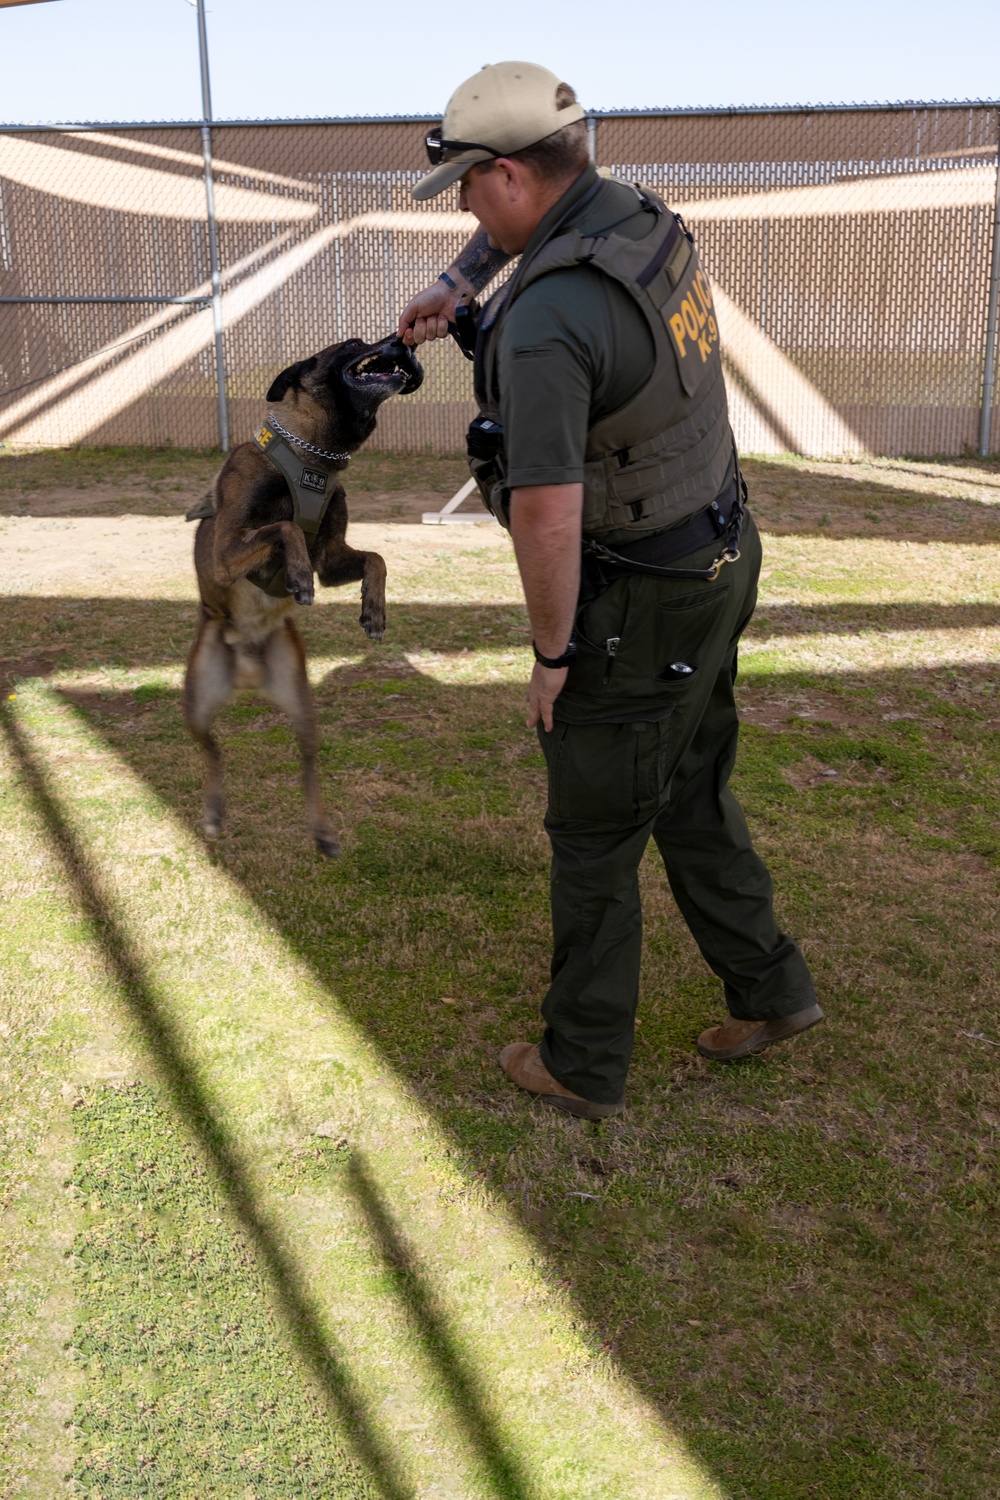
[412,61,585,201]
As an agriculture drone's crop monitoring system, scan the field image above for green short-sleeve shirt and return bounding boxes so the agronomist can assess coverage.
[497,170,665,490]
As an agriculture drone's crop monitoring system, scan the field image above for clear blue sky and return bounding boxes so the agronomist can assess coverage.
[1,0,998,124]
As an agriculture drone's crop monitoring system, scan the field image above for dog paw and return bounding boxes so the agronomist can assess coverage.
[360,579,386,640]
[360,605,385,640]
[288,573,314,607]
[202,794,224,840]
[313,820,340,859]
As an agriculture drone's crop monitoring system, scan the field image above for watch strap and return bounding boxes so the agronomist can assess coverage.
[532,639,577,669]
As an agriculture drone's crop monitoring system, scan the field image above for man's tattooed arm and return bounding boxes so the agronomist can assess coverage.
[444,228,513,301]
[398,227,512,346]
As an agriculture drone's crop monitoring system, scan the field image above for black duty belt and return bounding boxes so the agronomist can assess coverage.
[582,475,745,584]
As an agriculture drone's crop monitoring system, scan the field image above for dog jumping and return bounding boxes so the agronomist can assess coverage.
[183,333,423,856]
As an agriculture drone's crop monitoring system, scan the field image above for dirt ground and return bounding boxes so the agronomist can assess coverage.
[0,448,472,525]
[0,448,499,597]
[0,446,996,598]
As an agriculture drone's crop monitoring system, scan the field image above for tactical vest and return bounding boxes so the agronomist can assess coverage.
[472,184,733,538]
[248,419,341,597]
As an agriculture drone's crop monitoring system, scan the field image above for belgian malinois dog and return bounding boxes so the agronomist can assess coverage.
[183,334,423,856]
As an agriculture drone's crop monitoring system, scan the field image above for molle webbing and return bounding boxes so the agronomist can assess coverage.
[476,184,734,539]
[582,364,730,533]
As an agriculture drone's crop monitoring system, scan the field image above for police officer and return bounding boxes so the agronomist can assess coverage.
[398,62,822,1122]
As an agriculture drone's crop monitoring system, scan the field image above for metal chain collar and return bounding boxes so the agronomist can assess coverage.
[266,411,351,464]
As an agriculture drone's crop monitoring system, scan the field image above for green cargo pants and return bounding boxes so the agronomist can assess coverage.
[536,513,817,1105]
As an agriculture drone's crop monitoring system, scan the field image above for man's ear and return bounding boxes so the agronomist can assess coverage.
[266,356,317,403]
[492,158,519,200]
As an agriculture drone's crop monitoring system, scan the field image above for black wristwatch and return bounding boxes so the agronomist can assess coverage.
[532,639,577,669]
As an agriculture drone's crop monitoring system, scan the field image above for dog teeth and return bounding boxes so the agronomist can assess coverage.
[354,355,397,381]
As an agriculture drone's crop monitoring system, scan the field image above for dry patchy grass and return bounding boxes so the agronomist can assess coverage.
[1,450,999,1500]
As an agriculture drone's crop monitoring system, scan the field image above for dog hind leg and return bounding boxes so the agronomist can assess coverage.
[261,619,339,858]
[184,616,236,839]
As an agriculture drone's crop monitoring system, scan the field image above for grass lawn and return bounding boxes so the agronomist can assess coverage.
[1,447,999,1499]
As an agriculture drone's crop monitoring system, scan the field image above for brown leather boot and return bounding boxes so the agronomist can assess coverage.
[697,1003,824,1061]
[498,1043,624,1121]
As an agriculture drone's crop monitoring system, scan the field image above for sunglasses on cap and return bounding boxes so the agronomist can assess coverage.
[424,126,504,166]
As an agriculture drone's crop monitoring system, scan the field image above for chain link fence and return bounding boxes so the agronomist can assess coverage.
[1,103,999,456]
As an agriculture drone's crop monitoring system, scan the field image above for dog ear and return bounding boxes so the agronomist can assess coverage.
[266,356,317,403]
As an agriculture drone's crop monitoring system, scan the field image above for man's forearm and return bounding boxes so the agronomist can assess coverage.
[509,484,583,656]
[447,228,513,301]
[398,228,512,347]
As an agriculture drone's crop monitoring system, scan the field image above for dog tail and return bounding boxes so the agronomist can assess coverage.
[185,491,216,522]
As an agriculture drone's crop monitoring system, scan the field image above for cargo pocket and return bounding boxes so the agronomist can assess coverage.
[540,721,644,826]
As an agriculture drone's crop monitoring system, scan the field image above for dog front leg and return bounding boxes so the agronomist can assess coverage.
[316,541,387,641]
[184,614,236,838]
[261,619,338,858]
[215,521,315,606]
[358,550,388,641]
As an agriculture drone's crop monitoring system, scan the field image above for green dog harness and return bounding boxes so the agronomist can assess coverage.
[249,419,344,598]
[183,417,348,599]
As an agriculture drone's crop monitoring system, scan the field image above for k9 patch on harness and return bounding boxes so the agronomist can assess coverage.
[661,252,721,398]
[300,467,328,494]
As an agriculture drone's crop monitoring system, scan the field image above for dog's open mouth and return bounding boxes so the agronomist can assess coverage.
[349,351,402,384]
[345,340,423,395]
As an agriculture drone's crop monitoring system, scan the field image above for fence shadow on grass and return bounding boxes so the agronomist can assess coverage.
[743,457,1000,544]
[2,596,999,701]
[347,1155,532,1500]
[3,692,545,1500]
[1,703,411,1500]
[8,599,1000,1497]
[43,627,1000,1494]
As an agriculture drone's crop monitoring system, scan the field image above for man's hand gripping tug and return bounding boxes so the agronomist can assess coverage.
[398,226,513,348]
[397,268,474,348]
[510,483,584,733]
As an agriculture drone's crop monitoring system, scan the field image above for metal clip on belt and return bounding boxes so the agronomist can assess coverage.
[582,482,745,584]
[704,544,742,581]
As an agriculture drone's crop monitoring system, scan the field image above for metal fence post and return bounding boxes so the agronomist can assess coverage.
[196,0,230,453]
[586,113,598,163]
[979,130,1000,458]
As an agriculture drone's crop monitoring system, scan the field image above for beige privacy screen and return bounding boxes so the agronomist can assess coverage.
[1,105,998,454]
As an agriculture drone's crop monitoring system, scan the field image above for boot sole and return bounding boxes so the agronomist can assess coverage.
[498,1045,624,1120]
[697,1003,825,1061]
[538,1092,624,1121]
